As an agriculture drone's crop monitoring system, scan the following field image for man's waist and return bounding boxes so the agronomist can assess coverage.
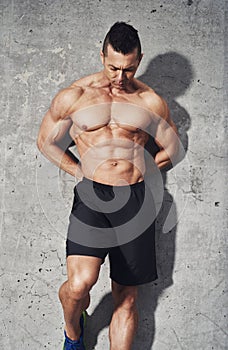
[79,176,145,190]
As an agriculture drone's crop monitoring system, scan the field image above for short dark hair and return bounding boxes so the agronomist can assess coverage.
[102,22,141,58]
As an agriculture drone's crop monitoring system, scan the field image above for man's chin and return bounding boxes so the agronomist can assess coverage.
[112,83,125,90]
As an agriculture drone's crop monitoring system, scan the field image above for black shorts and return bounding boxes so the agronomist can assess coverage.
[67,177,157,286]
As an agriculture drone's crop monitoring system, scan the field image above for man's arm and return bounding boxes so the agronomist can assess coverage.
[148,94,180,170]
[37,87,83,178]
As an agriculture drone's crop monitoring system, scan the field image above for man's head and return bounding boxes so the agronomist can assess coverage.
[101,22,143,90]
[102,22,142,58]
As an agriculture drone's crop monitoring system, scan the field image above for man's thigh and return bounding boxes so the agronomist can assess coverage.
[109,222,157,286]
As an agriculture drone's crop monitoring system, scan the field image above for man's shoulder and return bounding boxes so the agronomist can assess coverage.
[70,72,102,89]
[135,79,168,118]
[51,73,101,116]
[50,85,84,118]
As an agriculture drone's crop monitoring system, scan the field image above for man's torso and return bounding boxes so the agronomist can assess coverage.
[67,73,156,185]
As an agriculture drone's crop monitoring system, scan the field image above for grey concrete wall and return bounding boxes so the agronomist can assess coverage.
[0,0,227,349]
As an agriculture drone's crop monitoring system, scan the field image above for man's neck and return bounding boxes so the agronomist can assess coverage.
[93,71,137,94]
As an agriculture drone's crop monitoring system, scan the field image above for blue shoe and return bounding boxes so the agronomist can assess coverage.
[63,312,86,350]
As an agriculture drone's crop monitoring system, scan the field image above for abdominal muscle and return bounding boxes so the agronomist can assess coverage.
[83,158,145,186]
[74,128,146,186]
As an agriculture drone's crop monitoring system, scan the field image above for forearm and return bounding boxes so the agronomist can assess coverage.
[38,142,82,178]
[154,141,180,170]
[154,149,172,169]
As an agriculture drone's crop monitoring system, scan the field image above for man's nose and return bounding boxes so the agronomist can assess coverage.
[117,70,124,81]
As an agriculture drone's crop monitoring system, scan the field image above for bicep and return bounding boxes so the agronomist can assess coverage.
[37,110,71,151]
[153,99,178,149]
[37,87,81,149]
[155,118,178,148]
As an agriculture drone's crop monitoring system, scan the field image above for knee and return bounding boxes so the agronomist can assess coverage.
[68,274,96,301]
[112,285,138,311]
[121,295,137,313]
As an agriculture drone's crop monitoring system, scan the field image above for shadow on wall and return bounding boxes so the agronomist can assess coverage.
[141,51,193,152]
[135,51,193,349]
[84,52,193,350]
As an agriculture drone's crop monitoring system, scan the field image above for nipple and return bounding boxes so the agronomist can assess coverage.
[82,124,87,130]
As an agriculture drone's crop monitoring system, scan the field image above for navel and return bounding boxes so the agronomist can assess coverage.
[111,161,118,166]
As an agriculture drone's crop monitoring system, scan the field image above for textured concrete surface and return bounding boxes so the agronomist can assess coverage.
[0,0,227,349]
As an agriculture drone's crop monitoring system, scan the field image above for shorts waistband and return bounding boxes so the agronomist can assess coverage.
[81,177,145,191]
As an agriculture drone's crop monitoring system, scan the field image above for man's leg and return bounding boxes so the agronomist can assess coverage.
[109,281,138,350]
[59,255,102,340]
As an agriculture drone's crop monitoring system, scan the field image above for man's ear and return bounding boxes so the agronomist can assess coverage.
[100,50,105,65]
[138,53,144,65]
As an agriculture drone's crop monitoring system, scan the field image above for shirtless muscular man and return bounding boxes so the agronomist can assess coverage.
[37,22,179,350]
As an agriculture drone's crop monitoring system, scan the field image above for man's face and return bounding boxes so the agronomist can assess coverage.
[101,44,142,90]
